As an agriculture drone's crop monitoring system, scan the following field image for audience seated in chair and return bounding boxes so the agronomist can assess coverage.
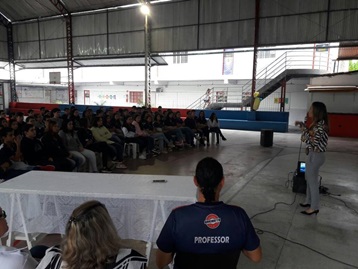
[1,105,230,175]
[50,108,63,130]
[41,120,76,172]
[163,112,185,147]
[196,110,210,145]
[77,118,113,172]
[20,124,57,169]
[207,112,227,144]
[90,116,127,169]
[0,127,54,180]
[184,111,205,146]
[69,108,81,130]
[142,114,174,153]
[122,116,149,160]
[153,113,177,148]
[59,119,99,173]
[174,111,195,147]
[15,112,26,135]
[9,119,21,137]
[132,114,157,155]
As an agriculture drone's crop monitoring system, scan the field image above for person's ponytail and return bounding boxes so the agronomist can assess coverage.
[195,157,223,203]
[201,186,216,202]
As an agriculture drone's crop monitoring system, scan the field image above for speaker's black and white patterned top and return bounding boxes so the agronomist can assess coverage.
[301,120,329,152]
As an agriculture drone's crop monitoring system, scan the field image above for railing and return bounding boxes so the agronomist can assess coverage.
[186,87,236,110]
[187,50,329,111]
[241,50,329,101]
[186,91,210,109]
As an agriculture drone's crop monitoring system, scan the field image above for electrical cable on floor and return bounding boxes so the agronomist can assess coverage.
[325,194,358,215]
[285,171,295,189]
[250,193,297,220]
[250,182,358,268]
[255,228,358,269]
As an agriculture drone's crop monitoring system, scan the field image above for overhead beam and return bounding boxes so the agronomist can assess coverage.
[0,14,17,102]
[49,0,75,104]
[325,0,331,41]
[0,14,10,27]
[49,0,69,14]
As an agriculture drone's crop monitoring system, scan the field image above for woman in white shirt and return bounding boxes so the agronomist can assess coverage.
[207,113,227,144]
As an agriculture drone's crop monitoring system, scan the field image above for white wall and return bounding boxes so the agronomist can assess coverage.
[14,85,68,104]
[13,47,330,85]
[311,72,358,86]
[76,84,133,106]
[8,46,343,120]
[74,81,241,108]
[75,67,145,82]
[0,69,9,80]
[309,91,358,114]
[258,78,310,124]
[309,73,358,114]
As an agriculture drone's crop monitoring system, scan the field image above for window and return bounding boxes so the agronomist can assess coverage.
[129,91,143,104]
[173,52,188,64]
[258,50,276,59]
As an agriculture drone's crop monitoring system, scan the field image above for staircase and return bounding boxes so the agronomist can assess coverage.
[186,90,212,110]
[207,50,329,110]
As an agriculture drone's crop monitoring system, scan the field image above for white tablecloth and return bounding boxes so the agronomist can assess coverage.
[0,171,196,244]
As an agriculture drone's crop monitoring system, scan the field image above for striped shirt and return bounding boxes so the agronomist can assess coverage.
[35,246,147,269]
[301,120,328,152]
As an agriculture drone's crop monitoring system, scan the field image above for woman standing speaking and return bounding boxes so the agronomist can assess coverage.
[296,102,329,216]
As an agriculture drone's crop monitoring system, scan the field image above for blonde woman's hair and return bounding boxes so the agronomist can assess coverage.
[61,200,122,269]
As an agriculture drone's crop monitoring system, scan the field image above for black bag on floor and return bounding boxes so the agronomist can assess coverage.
[292,173,306,194]
[292,141,307,194]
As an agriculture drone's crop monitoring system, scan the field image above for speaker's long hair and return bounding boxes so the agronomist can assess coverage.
[310,101,329,132]
[195,157,223,202]
[62,200,122,269]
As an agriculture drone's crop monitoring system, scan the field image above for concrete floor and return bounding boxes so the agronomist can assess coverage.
[5,129,358,269]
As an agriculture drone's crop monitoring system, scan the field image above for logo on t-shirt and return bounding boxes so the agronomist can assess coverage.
[204,213,221,229]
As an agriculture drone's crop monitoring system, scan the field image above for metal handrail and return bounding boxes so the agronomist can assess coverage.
[186,91,211,109]
[241,50,329,97]
[187,87,235,109]
[187,50,329,110]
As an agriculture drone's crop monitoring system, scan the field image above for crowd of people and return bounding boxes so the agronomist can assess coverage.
[0,101,330,268]
[0,106,227,180]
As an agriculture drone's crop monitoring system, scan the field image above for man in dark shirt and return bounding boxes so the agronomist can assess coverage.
[184,111,204,145]
[0,128,31,180]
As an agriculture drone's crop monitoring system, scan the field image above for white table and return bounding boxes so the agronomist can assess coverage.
[0,171,196,257]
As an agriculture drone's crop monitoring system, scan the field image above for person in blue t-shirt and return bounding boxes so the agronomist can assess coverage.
[156,157,262,269]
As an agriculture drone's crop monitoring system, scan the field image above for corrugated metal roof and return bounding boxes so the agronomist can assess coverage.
[0,0,140,22]
[0,0,59,21]
[64,0,138,14]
